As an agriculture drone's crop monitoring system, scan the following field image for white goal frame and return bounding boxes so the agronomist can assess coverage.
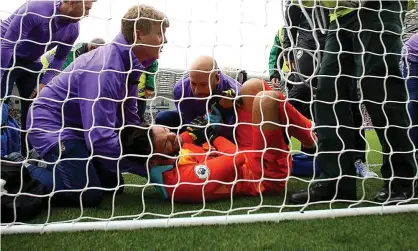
[2,205,418,234]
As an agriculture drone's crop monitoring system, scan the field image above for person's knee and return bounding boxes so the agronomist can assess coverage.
[240,78,271,111]
[252,91,281,127]
[241,78,269,95]
[155,110,180,127]
[255,91,280,110]
[155,111,165,124]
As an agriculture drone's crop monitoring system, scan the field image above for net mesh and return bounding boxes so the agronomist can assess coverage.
[0,0,417,233]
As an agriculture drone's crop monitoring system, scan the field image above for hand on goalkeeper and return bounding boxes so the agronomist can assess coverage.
[144,89,153,98]
[217,88,239,109]
[187,116,218,145]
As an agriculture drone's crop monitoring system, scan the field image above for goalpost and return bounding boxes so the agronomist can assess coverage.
[1,0,418,235]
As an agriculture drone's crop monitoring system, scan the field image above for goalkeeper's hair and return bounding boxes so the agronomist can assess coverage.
[120,123,154,165]
[121,4,170,44]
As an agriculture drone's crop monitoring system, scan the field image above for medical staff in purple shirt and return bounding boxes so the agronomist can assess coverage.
[155,56,242,140]
[26,5,169,207]
[401,32,418,151]
[1,0,95,155]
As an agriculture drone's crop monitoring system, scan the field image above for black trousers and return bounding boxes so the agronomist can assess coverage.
[137,99,147,122]
[315,1,416,194]
[287,36,324,120]
[286,32,367,159]
[349,83,367,163]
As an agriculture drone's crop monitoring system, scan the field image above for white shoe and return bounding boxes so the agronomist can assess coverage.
[355,160,379,178]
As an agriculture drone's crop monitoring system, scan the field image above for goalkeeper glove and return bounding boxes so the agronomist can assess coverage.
[221,89,237,98]
[187,116,218,145]
[144,89,153,98]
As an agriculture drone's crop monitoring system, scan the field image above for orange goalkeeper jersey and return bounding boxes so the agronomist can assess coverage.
[161,89,315,203]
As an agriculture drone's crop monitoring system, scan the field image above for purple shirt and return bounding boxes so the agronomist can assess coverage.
[1,0,79,86]
[405,33,418,63]
[173,72,242,124]
[27,33,152,176]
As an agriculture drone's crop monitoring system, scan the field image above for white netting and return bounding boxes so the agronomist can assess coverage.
[1,0,418,234]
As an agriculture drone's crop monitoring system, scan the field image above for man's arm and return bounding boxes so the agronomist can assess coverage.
[123,84,141,125]
[269,35,282,81]
[215,106,236,142]
[282,1,302,61]
[215,81,242,141]
[79,71,123,158]
[41,26,79,85]
[212,136,239,155]
[1,9,40,81]
[40,48,57,70]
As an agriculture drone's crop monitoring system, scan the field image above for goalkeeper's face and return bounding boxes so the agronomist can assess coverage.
[152,126,181,157]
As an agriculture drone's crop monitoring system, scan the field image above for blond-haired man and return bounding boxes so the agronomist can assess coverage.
[26,5,169,207]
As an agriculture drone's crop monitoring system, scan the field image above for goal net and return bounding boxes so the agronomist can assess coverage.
[1,0,417,234]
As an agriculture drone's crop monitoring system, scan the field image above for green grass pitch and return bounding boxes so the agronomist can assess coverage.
[2,130,418,250]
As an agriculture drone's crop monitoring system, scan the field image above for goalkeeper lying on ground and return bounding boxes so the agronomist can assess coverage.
[124,79,316,203]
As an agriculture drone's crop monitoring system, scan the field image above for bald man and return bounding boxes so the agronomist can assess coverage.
[155,56,242,140]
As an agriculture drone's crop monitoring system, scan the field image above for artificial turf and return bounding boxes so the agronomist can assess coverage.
[2,130,417,250]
